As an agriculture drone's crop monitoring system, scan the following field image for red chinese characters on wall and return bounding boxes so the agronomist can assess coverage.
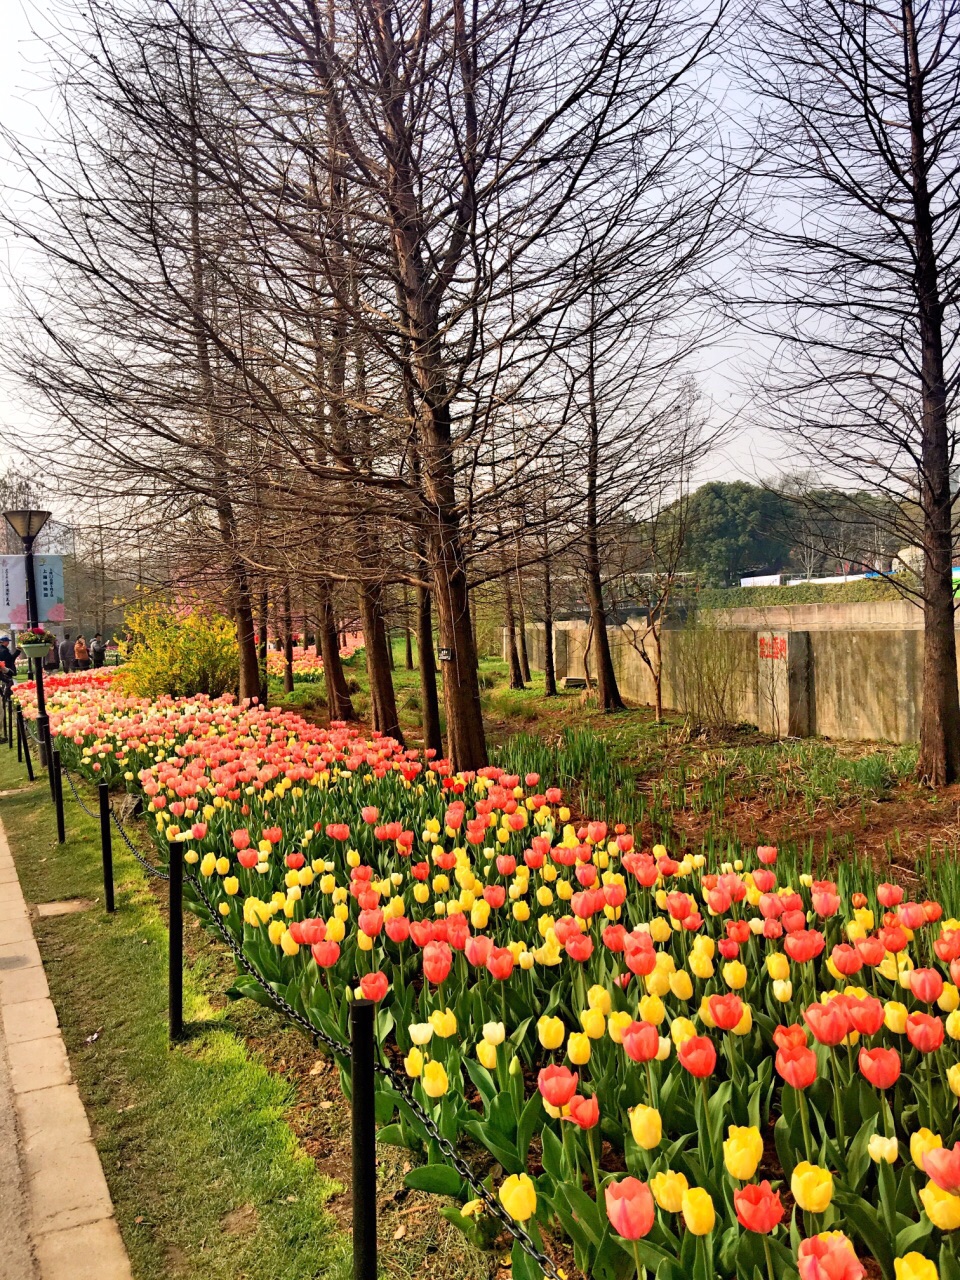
[758,635,787,660]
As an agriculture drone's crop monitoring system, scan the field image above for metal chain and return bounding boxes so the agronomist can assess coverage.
[61,765,98,818]
[110,807,170,881]
[184,870,564,1280]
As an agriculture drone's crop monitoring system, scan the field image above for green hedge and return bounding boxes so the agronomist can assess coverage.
[694,578,909,609]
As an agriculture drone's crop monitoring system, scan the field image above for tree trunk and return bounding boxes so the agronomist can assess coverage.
[318,582,355,721]
[583,309,624,712]
[233,577,261,704]
[358,580,404,742]
[403,584,414,669]
[387,627,396,671]
[503,572,525,689]
[904,0,960,784]
[417,581,443,757]
[282,581,294,695]
[257,585,268,704]
[543,557,557,697]
[515,565,532,684]
[653,624,664,722]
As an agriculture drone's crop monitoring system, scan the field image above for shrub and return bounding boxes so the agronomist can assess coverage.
[117,603,239,699]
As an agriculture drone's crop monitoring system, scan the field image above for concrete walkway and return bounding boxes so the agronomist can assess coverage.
[0,810,133,1280]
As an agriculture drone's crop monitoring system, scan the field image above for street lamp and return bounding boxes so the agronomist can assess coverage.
[4,509,52,767]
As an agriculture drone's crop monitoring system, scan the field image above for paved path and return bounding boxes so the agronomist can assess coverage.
[0,806,133,1280]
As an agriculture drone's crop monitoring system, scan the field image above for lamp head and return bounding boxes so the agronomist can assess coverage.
[3,510,51,541]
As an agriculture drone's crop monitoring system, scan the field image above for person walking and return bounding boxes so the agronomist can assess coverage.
[90,633,107,668]
[74,635,90,671]
[0,636,20,701]
[58,632,75,673]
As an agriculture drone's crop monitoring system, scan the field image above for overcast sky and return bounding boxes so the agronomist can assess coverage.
[0,0,789,491]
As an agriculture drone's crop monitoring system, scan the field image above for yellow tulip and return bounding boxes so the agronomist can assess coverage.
[482,1021,506,1045]
[689,952,714,980]
[476,1040,497,1069]
[499,1173,537,1222]
[732,1005,753,1036]
[894,1254,939,1280]
[947,1009,960,1040]
[587,984,612,1014]
[671,1016,698,1045]
[681,1188,715,1236]
[421,1060,449,1098]
[580,1007,606,1039]
[651,1170,688,1213]
[224,876,239,896]
[607,1011,633,1044]
[911,1129,943,1170]
[773,979,793,1003]
[722,960,747,990]
[884,1001,908,1033]
[538,1015,565,1050]
[429,1008,457,1038]
[766,953,790,981]
[723,1125,763,1180]
[791,1162,834,1214]
[639,994,666,1025]
[650,917,672,943]
[939,983,960,1013]
[629,1104,662,1150]
[567,1032,591,1065]
[668,969,693,1001]
[921,1181,960,1230]
[404,1047,424,1077]
[948,1064,960,1098]
[868,1134,899,1163]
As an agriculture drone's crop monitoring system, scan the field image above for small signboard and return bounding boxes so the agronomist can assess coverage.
[0,555,66,627]
[438,647,453,661]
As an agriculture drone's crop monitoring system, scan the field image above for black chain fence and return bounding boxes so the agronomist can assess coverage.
[46,745,563,1280]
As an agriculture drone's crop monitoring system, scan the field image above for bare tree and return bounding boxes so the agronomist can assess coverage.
[740,0,960,783]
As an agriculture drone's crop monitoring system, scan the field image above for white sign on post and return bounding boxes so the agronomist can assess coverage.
[0,555,66,627]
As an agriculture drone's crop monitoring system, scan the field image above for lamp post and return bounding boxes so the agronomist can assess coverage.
[3,510,52,767]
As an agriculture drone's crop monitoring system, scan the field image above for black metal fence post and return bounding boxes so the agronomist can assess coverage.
[99,783,115,914]
[16,711,34,783]
[350,998,378,1280]
[5,697,12,748]
[15,703,22,763]
[45,727,57,802]
[168,841,184,1042]
[52,749,65,844]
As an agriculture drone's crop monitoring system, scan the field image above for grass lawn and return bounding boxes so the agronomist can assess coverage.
[0,745,350,1280]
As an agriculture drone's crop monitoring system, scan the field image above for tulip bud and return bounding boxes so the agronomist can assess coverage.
[868,1133,899,1163]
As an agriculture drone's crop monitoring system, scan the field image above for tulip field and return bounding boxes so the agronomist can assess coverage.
[16,672,960,1280]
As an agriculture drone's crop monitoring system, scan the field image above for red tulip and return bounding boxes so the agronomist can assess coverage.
[935,929,960,962]
[604,1177,655,1240]
[565,1094,600,1129]
[678,1035,717,1078]
[877,924,908,953]
[757,845,778,863]
[465,935,493,967]
[803,1000,850,1047]
[797,1232,865,1280]
[775,1046,818,1089]
[910,968,945,1004]
[709,993,744,1031]
[923,1143,960,1194]
[784,930,826,963]
[773,1024,807,1051]
[359,971,388,1002]
[877,882,903,907]
[845,995,885,1036]
[486,947,515,980]
[361,805,379,823]
[830,944,863,976]
[237,849,259,869]
[385,916,410,944]
[734,1181,784,1233]
[311,940,340,967]
[858,1046,901,1088]
[855,935,885,967]
[622,1020,660,1063]
[538,1065,579,1108]
[565,933,594,962]
[325,823,350,841]
[358,908,383,937]
[231,828,251,851]
[906,1012,944,1053]
[423,940,453,985]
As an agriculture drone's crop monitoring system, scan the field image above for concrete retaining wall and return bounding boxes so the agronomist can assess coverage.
[511,618,927,743]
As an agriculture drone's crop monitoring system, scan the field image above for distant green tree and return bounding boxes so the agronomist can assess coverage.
[683,482,793,587]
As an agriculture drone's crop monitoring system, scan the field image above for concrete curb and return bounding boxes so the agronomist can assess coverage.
[0,802,134,1280]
